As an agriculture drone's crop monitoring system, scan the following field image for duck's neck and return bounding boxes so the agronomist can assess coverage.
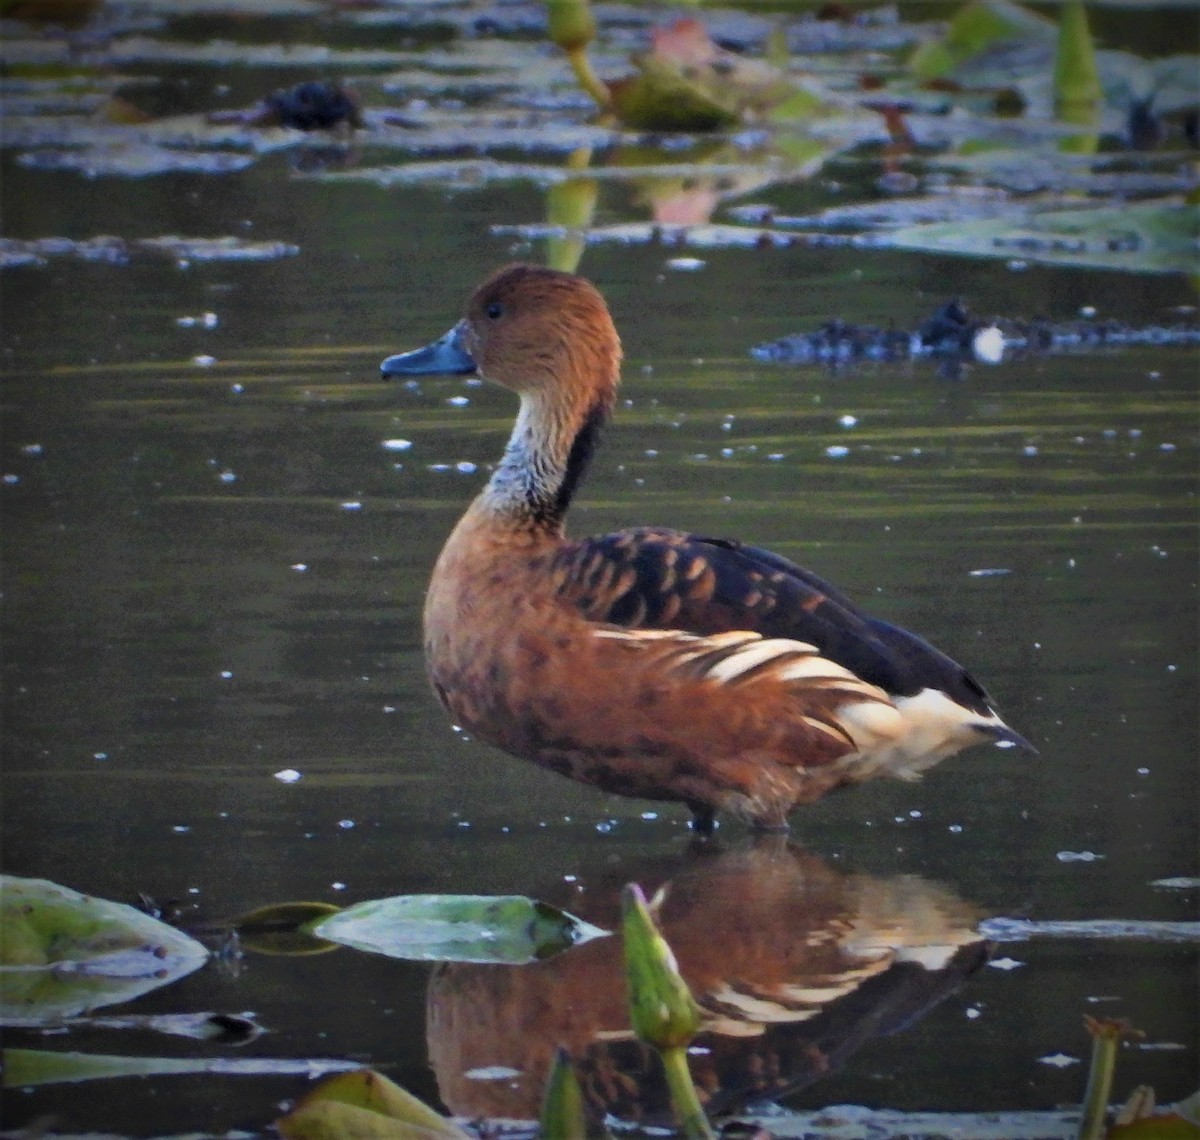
[478,391,609,531]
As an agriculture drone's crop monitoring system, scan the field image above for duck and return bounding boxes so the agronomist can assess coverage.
[381,264,1032,831]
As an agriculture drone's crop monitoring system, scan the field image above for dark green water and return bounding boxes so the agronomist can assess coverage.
[1,3,1197,1135]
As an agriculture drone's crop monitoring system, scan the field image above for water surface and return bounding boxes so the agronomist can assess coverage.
[1,2,1197,1135]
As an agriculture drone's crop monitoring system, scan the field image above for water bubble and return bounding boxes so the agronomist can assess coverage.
[838,414,858,428]
[382,439,412,452]
[447,396,470,407]
[1038,1054,1080,1068]
[824,445,850,459]
[192,354,217,367]
[274,768,302,783]
[455,461,477,474]
[291,563,308,572]
[340,501,362,511]
[338,819,355,829]
[1057,850,1104,862]
[972,326,1005,364]
[988,957,1024,970]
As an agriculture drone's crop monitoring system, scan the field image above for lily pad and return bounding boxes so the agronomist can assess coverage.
[308,894,608,965]
[2,1047,361,1088]
[884,200,1199,275]
[0,875,209,1023]
[277,1069,472,1140]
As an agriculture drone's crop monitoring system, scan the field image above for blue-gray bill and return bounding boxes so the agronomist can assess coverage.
[381,322,476,377]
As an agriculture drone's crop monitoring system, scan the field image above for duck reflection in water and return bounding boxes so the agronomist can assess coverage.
[427,837,990,1128]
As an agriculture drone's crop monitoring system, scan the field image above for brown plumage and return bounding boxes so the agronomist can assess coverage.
[381,264,1032,830]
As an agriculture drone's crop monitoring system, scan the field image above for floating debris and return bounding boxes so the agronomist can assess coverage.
[210,80,363,131]
[751,298,1200,367]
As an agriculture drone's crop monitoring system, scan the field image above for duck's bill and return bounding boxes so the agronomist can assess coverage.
[381,322,476,377]
[976,720,1038,753]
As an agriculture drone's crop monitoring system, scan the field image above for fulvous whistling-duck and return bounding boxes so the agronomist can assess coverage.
[381,264,1032,831]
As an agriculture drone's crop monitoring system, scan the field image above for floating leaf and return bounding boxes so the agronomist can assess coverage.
[610,56,740,132]
[609,17,801,131]
[884,201,1200,275]
[309,894,607,964]
[277,1069,471,1140]
[0,875,209,1023]
[2,1048,358,1088]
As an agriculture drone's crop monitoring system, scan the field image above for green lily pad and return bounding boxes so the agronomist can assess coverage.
[277,1069,472,1140]
[2,1047,360,1088]
[0,875,209,1023]
[308,894,608,965]
[884,201,1200,275]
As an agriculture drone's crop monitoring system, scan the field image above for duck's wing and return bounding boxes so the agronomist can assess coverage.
[550,526,994,717]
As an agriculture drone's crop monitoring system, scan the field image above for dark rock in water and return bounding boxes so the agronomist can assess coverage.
[210,81,363,132]
[750,299,1200,369]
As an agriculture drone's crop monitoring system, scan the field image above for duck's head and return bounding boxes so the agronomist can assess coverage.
[381,263,622,414]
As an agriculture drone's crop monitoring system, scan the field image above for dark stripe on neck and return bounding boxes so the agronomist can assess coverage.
[528,401,607,528]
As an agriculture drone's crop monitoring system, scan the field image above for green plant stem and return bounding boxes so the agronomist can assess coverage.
[566,46,611,110]
[1077,1028,1118,1140]
[659,1046,715,1140]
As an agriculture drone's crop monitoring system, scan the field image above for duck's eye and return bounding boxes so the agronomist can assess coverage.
[485,301,503,319]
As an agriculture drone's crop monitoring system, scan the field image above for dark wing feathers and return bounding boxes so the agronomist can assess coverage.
[551,527,993,715]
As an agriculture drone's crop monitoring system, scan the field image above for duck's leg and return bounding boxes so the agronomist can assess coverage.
[687,801,717,836]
